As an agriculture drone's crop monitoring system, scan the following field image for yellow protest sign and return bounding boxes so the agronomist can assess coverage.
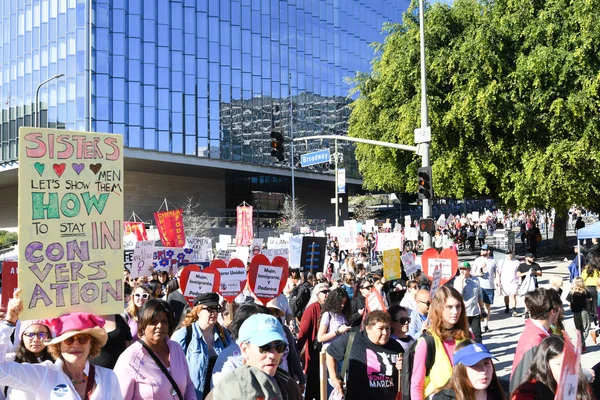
[18,127,124,319]
[383,248,401,281]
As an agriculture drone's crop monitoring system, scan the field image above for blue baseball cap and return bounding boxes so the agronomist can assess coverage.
[454,343,496,367]
[481,244,489,250]
[237,314,288,347]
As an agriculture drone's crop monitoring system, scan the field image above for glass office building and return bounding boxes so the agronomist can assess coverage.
[0,0,409,223]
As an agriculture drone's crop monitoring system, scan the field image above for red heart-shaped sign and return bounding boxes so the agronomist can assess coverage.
[209,258,247,301]
[179,265,221,306]
[247,254,289,305]
[421,247,459,286]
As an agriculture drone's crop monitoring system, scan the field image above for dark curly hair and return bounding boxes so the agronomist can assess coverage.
[321,287,351,320]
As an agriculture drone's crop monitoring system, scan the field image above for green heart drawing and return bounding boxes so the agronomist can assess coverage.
[34,162,45,176]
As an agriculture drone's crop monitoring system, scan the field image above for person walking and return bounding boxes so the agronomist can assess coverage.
[566,277,593,352]
[454,262,485,343]
[408,289,431,340]
[472,245,497,332]
[498,253,520,316]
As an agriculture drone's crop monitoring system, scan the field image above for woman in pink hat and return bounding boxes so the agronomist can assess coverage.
[0,289,122,399]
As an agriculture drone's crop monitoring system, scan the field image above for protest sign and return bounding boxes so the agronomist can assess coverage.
[325,226,338,237]
[248,254,289,305]
[124,221,147,241]
[261,248,289,262]
[405,227,418,241]
[215,249,234,262]
[123,233,137,250]
[251,238,264,256]
[18,127,124,319]
[1,261,18,308]
[383,248,401,281]
[179,265,221,306]
[235,246,250,263]
[185,236,212,263]
[338,227,357,251]
[267,237,289,249]
[421,248,458,285]
[430,266,442,298]
[555,330,581,400]
[124,250,133,271]
[299,237,327,272]
[376,232,403,252]
[365,219,375,232]
[401,252,419,277]
[288,235,303,269]
[365,288,387,313]
[152,247,194,274]
[154,208,185,247]
[211,258,247,301]
[130,240,155,279]
[404,216,412,228]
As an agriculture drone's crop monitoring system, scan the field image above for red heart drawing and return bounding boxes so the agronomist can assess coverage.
[209,258,247,301]
[179,265,221,307]
[53,163,66,178]
[421,247,459,286]
[247,254,289,305]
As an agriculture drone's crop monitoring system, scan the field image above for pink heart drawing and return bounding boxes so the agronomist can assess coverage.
[72,163,85,175]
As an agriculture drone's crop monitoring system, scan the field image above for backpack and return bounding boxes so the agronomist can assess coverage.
[400,333,436,400]
[289,282,312,319]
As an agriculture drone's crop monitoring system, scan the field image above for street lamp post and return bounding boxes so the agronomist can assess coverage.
[35,73,65,127]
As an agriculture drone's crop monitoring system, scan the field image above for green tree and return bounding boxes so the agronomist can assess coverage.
[348,0,600,251]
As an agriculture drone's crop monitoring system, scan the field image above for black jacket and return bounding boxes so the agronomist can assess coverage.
[348,293,365,328]
[429,389,455,400]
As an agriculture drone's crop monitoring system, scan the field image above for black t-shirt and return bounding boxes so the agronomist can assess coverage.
[517,262,542,282]
[90,314,132,369]
[566,290,592,313]
[167,289,190,325]
[326,331,403,400]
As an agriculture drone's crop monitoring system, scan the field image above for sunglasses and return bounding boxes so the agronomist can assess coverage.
[418,300,431,306]
[256,341,287,354]
[361,285,373,290]
[63,334,91,346]
[320,290,330,295]
[202,306,222,313]
[23,332,49,340]
[395,317,411,325]
[134,293,150,299]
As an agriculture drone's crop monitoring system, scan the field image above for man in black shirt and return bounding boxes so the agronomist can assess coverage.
[517,253,542,288]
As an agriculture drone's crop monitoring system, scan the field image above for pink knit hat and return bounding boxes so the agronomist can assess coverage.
[17,320,52,339]
[44,313,107,346]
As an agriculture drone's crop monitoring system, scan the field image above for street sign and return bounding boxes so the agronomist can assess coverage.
[414,126,431,144]
[301,149,330,167]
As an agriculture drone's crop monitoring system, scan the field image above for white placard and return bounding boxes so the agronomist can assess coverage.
[251,238,264,249]
[376,232,403,252]
[338,227,357,251]
[219,234,232,245]
[430,266,442,298]
[130,240,156,279]
[235,246,250,263]
[268,237,289,249]
[365,220,375,232]
[429,258,453,281]
[404,216,412,228]
[261,248,290,261]
[123,233,138,250]
[289,235,303,269]
[216,267,247,298]
[254,265,283,297]
[183,271,215,297]
[401,252,420,277]
[405,227,418,241]
[326,226,338,236]
[186,236,213,263]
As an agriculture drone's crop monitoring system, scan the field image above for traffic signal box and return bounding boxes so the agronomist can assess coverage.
[270,129,285,162]
[417,166,433,200]
[419,218,435,233]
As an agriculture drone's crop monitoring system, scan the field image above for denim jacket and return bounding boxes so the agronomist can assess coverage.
[172,322,232,399]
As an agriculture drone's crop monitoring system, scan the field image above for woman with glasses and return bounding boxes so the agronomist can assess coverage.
[172,293,232,399]
[123,284,153,341]
[349,278,371,330]
[207,314,302,400]
[0,290,122,399]
[388,305,415,352]
[297,282,330,400]
[114,299,196,399]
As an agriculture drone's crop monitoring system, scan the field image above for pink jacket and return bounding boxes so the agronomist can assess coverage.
[114,340,196,400]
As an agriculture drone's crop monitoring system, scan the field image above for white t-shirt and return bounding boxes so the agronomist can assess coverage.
[473,256,497,289]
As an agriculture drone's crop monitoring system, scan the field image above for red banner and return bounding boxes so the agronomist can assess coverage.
[236,205,253,246]
[154,208,185,247]
[1,261,18,308]
[124,221,148,241]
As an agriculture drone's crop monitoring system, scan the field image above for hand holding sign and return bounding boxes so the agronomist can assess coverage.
[248,254,289,305]
[6,288,23,323]
[179,265,221,307]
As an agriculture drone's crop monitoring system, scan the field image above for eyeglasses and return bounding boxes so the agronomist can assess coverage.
[23,332,49,340]
[395,317,411,325]
[256,341,287,354]
[418,300,431,306]
[201,306,222,313]
[361,285,373,290]
[63,334,91,346]
[134,293,150,299]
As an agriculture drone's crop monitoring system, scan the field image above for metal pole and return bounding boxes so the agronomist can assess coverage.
[35,74,65,127]
[289,73,295,215]
[335,139,339,227]
[419,0,432,250]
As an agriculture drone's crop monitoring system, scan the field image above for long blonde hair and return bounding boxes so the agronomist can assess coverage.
[571,277,587,294]
[125,284,152,322]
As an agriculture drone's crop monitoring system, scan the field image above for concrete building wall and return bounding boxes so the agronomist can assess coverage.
[0,187,18,229]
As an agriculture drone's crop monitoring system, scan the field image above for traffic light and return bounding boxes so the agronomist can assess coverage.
[270,129,284,162]
[419,218,435,233]
[417,166,433,199]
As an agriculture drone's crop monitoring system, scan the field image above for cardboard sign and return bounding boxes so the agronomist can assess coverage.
[383,248,401,281]
[555,330,581,400]
[211,258,247,301]
[1,261,18,308]
[421,247,459,285]
[154,208,185,247]
[268,237,289,249]
[376,232,403,252]
[18,127,124,320]
[179,265,221,306]
[338,227,357,250]
[185,236,212,263]
[152,247,195,274]
[288,235,303,269]
[130,240,155,279]
[430,266,442,298]
[247,254,289,305]
[365,288,387,312]
[299,237,327,273]
[261,248,289,262]
[401,252,420,277]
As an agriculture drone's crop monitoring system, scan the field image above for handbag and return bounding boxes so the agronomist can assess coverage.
[518,273,536,296]
[328,331,357,400]
[138,339,184,400]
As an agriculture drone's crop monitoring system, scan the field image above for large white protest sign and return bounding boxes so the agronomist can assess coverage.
[405,227,419,241]
[254,265,283,297]
[338,227,357,250]
[429,258,453,281]
[216,267,247,299]
[376,232,403,252]
[123,233,138,250]
[131,240,156,279]
[288,235,303,269]
[268,237,289,249]
[235,246,250,263]
[261,248,290,261]
[186,236,212,263]
[183,271,216,297]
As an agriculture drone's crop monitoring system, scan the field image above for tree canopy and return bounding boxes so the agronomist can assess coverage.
[348,0,600,215]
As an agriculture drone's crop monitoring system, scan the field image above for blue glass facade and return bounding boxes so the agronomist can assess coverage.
[1,0,408,178]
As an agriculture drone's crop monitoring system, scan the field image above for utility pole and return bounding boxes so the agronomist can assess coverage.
[289,73,295,215]
[334,139,339,227]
